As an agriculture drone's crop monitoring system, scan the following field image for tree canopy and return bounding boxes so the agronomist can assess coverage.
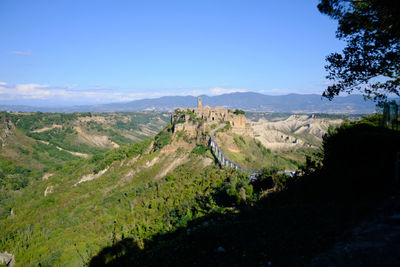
[318,0,400,102]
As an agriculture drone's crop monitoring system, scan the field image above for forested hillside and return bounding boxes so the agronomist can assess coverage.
[1,114,399,266]
[0,122,257,265]
[0,111,169,226]
[90,114,400,266]
[0,111,168,167]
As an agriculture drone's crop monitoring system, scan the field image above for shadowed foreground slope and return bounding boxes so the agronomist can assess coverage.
[90,121,400,266]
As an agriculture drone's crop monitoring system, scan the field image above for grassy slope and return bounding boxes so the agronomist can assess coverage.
[0,111,169,158]
[216,131,300,171]
[15,112,170,154]
[1,128,78,172]
[0,130,252,266]
[0,111,169,202]
[89,116,400,266]
[3,113,389,266]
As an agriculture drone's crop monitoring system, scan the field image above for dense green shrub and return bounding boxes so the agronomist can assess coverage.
[88,115,400,267]
[92,139,152,173]
[214,171,253,205]
[233,109,245,115]
[224,121,231,131]
[153,130,172,151]
[191,145,208,156]
[321,120,400,195]
[0,158,32,190]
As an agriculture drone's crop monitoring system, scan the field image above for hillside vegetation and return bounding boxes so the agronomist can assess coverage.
[1,113,399,266]
[215,131,299,171]
[0,124,258,266]
[0,111,169,188]
[9,111,169,153]
[89,114,400,266]
[0,111,170,235]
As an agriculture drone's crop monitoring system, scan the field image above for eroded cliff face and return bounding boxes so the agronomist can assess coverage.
[0,118,15,147]
[250,114,343,151]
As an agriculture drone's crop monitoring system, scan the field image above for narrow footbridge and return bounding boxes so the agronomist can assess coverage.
[209,124,258,180]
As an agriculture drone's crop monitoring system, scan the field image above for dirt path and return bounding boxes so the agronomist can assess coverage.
[32,124,62,133]
[38,140,90,158]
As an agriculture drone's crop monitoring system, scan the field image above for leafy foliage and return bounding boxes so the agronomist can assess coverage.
[89,114,400,266]
[321,117,400,194]
[0,111,170,219]
[153,126,172,151]
[0,158,30,191]
[0,144,252,266]
[191,144,208,156]
[252,167,292,192]
[233,109,245,115]
[223,121,231,131]
[217,172,254,205]
[4,112,398,266]
[11,112,80,131]
[218,133,300,171]
[318,0,400,101]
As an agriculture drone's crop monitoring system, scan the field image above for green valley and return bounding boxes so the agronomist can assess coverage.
[0,107,399,266]
[0,111,169,182]
[2,1,400,265]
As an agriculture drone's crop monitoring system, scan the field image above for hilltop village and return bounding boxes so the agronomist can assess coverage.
[171,97,253,139]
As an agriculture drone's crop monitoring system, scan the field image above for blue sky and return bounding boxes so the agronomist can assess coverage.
[0,0,343,106]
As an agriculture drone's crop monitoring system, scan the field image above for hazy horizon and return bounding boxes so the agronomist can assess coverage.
[0,0,344,106]
[0,91,369,108]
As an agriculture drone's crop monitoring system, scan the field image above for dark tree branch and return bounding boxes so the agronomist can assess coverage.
[318,0,400,102]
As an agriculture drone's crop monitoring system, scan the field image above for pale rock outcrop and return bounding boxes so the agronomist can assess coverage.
[0,118,14,147]
[44,185,54,197]
[42,173,54,180]
[0,251,15,266]
[74,167,109,186]
[251,115,343,151]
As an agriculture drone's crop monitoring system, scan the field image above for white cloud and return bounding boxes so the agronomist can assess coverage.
[317,80,334,87]
[0,82,169,104]
[258,88,281,94]
[10,51,32,56]
[16,84,52,99]
[256,88,294,95]
[0,82,68,100]
[256,87,325,95]
[210,87,247,95]
[177,90,208,96]
[1,82,290,105]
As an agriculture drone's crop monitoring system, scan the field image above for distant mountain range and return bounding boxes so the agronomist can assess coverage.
[0,92,381,114]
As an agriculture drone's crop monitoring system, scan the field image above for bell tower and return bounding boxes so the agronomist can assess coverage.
[197,97,202,108]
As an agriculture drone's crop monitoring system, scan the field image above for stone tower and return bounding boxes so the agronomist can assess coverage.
[197,97,202,108]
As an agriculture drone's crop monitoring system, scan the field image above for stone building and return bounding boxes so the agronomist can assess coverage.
[172,97,253,137]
